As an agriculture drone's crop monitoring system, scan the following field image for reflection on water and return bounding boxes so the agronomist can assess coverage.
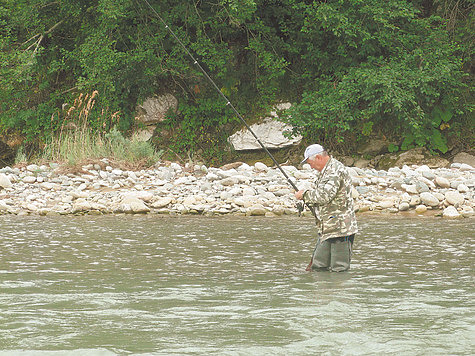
[0,215,473,355]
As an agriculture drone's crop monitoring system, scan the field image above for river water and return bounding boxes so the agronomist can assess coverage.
[0,215,473,355]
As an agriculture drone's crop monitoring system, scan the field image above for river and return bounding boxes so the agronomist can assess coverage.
[0,215,473,355]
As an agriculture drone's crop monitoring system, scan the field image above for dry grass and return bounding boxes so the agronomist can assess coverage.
[42,91,162,169]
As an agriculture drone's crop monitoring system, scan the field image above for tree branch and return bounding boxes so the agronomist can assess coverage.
[23,20,65,56]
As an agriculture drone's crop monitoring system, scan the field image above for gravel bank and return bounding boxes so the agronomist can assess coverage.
[0,160,473,219]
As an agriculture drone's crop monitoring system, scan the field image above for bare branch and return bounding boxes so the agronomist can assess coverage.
[20,33,41,47]
[24,20,64,56]
[44,20,64,36]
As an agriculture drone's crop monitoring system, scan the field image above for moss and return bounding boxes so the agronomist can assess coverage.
[376,154,399,170]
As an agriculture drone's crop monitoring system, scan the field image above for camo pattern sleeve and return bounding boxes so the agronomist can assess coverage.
[302,161,343,205]
[301,157,358,240]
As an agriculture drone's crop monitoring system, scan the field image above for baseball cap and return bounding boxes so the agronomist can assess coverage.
[301,144,325,164]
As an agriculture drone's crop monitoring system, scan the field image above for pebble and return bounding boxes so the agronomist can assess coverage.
[443,206,462,219]
[420,192,439,207]
[445,191,465,206]
[435,176,450,188]
[0,173,12,188]
[0,161,472,219]
[415,205,428,214]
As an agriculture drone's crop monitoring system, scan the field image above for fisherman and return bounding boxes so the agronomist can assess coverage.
[295,144,358,272]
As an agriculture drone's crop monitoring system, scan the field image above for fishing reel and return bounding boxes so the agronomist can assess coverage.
[296,201,317,218]
[296,202,305,217]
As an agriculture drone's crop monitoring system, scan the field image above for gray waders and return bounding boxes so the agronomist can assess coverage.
[311,235,354,272]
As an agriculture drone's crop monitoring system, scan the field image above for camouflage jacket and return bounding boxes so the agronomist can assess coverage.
[303,157,358,241]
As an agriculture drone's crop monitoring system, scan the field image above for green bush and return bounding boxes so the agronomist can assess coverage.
[0,0,472,159]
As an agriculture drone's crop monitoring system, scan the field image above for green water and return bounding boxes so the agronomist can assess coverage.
[0,215,473,355]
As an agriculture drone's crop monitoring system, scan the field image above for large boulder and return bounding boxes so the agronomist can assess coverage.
[376,148,449,169]
[453,152,475,168]
[356,138,388,156]
[136,94,178,125]
[228,103,302,151]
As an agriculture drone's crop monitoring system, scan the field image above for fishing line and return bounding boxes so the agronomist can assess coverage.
[140,0,315,215]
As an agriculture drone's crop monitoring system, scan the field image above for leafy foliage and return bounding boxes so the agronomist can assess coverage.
[0,0,472,160]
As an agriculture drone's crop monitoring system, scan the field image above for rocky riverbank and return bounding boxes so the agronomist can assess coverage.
[0,160,474,219]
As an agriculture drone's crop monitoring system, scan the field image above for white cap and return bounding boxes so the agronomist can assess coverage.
[301,144,325,164]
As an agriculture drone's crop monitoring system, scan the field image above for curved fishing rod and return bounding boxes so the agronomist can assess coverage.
[141,0,315,215]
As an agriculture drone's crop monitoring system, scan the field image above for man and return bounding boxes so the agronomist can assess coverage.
[295,144,358,272]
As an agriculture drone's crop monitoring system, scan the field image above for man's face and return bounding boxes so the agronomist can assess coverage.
[307,155,326,172]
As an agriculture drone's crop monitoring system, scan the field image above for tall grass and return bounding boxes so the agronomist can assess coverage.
[43,91,162,167]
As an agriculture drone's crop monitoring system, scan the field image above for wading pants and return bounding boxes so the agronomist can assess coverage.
[311,235,354,272]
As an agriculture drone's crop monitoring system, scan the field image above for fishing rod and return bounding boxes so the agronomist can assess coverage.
[141,0,315,216]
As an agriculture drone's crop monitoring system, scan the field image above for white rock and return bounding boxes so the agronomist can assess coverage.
[170,162,182,172]
[254,162,268,172]
[205,173,220,181]
[136,94,178,124]
[400,193,411,203]
[23,176,37,184]
[457,184,469,193]
[262,191,276,200]
[70,191,89,199]
[0,200,9,210]
[237,163,252,171]
[62,195,73,203]
[130,191,154,202]
[435,176,450,188]
[402,184,418,194]
[26,164,39,172]
[445,191,465,206]
[220,191,232,201]
[174,177,192,185]
[220,177,239,186]
[153,179,167,186]
[379,200,394,209]
[268,184,288,193]
[40,182,56,191]
[152,197,173,208]
[228,187,242,196]
[420,192,439,207]
[229,117,302,150]
[422,171,435,180]
[240,197,257,208]
[415,205,428,214]
[459,163,473,171]
[415,165,431,173]
[72,199,92,213]
[443,206,462,219]
[248,204,267,216]
[0,173,12,188]
[398,202,410,211]
[460,206,474,218]
[294,171,312,179]
[128,201,150,213]
[434,192,445,201]
[419,176,435,189]
[242,187,256,196]
[26,203,38,211]
[183,196,197,206]
[121,196,150,213]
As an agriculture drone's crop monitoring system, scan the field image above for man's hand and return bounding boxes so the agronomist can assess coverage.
[295,189,305,200]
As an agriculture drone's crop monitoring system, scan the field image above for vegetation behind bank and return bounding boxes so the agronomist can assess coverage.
[0,0,473,166]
